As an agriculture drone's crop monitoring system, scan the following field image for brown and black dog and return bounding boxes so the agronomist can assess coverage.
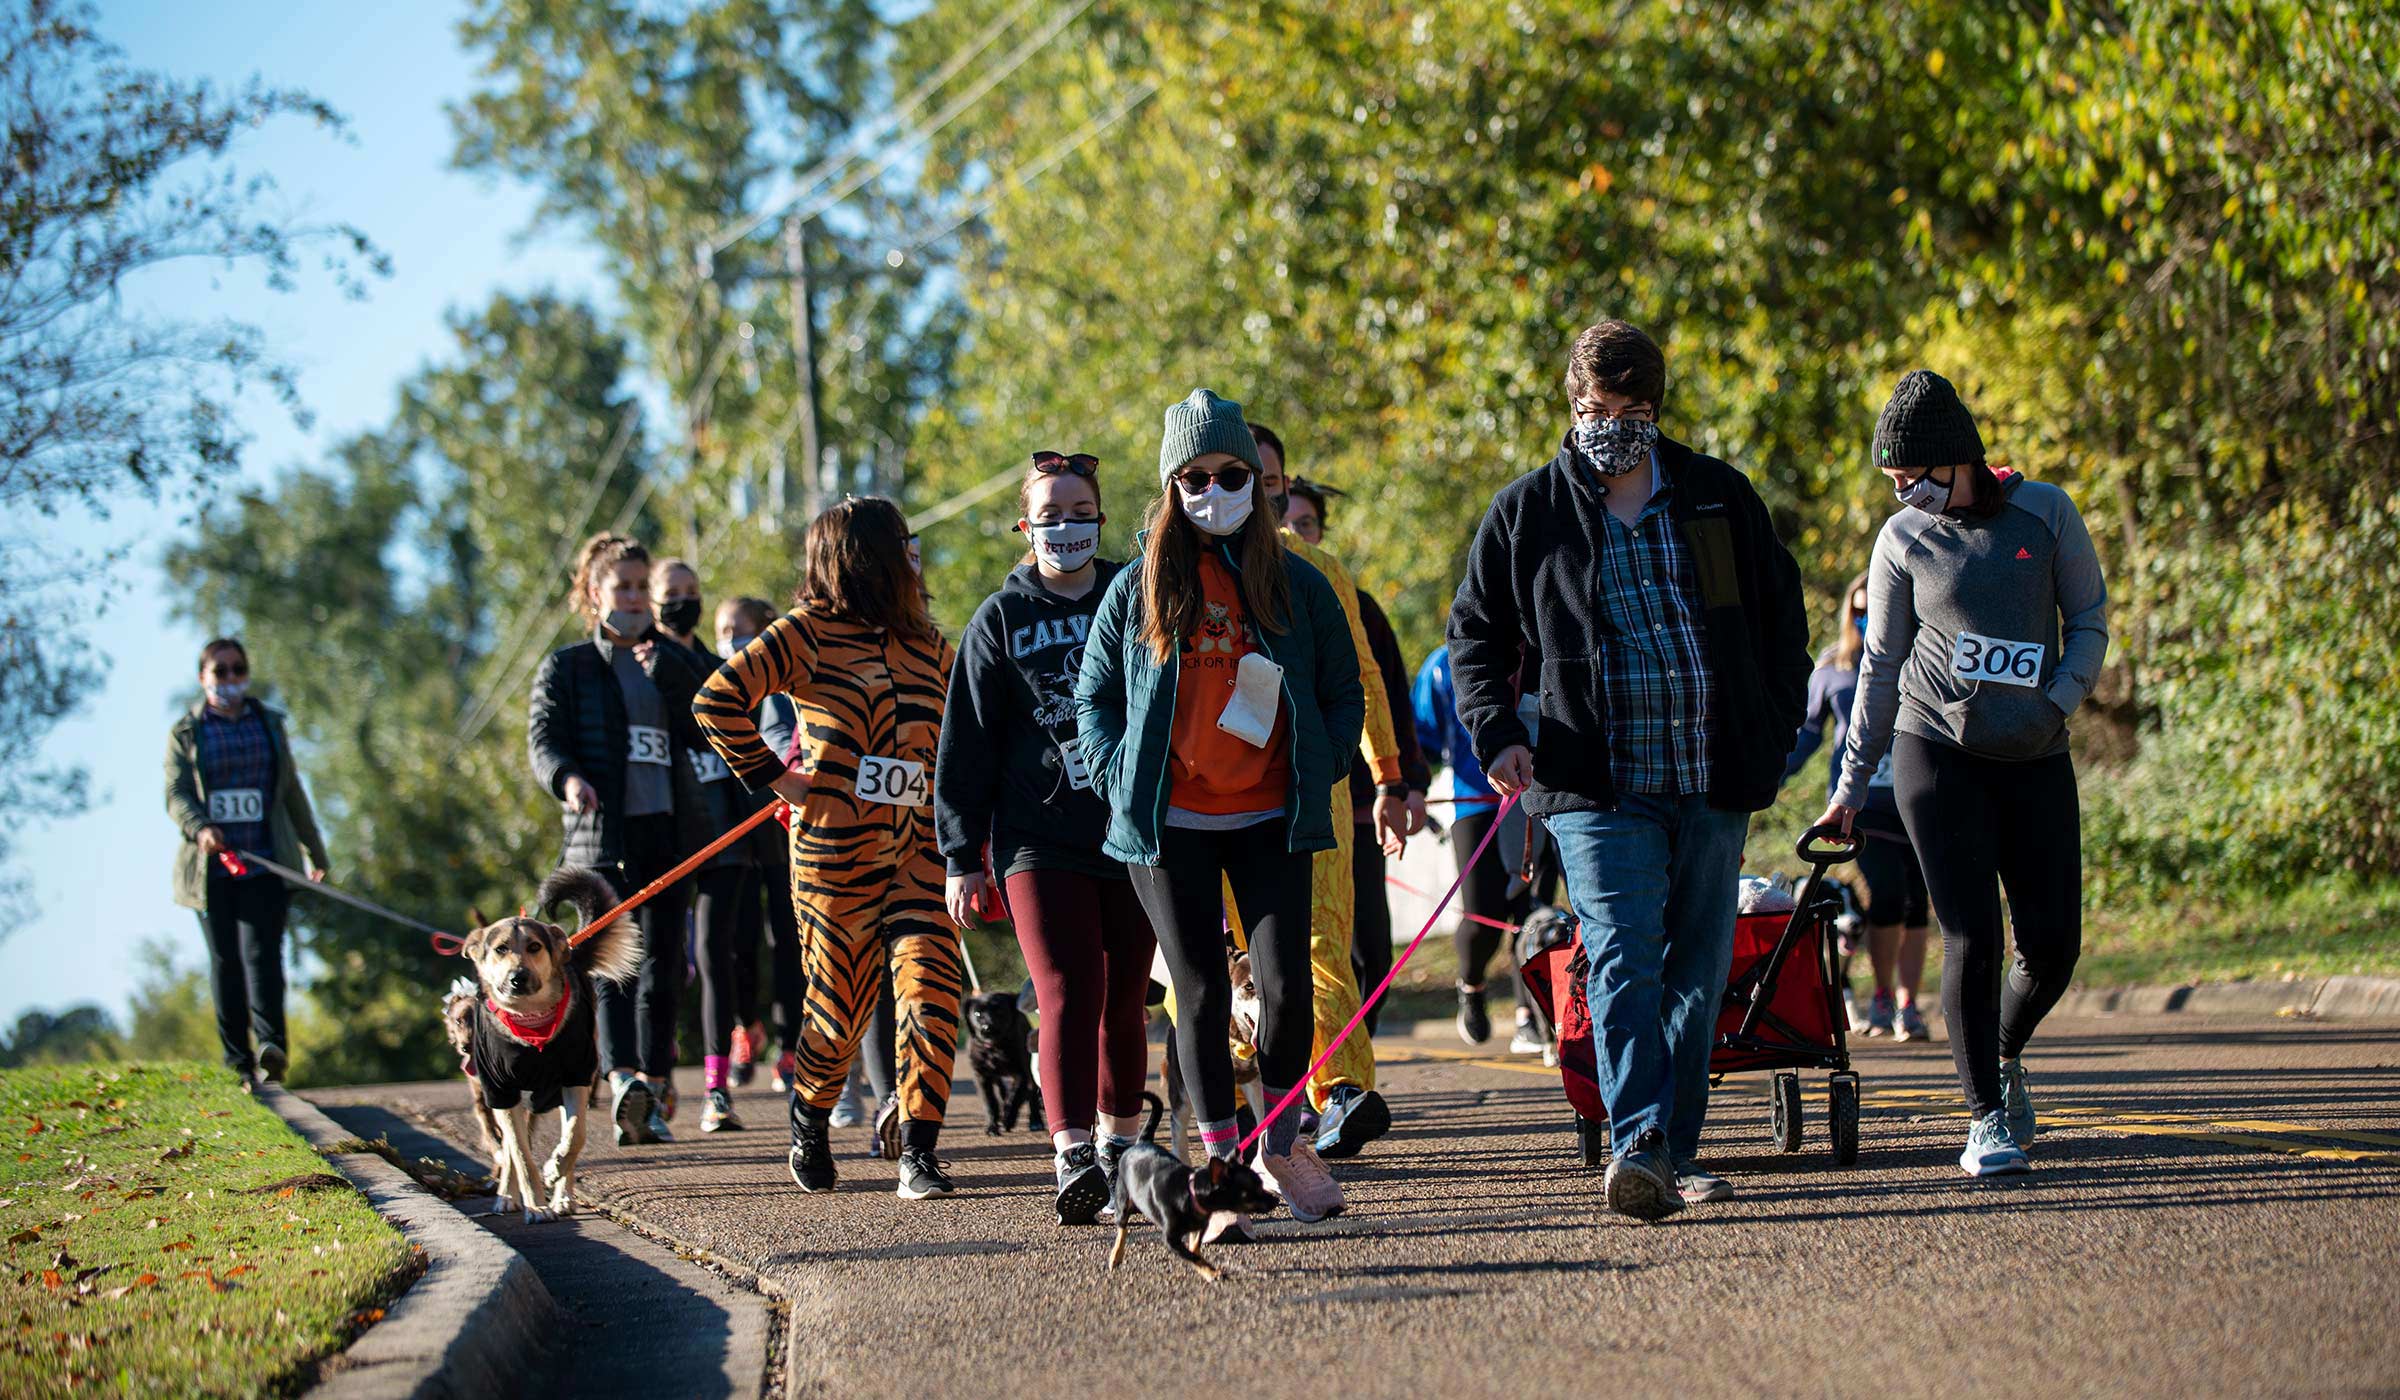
[453,867,641,1222]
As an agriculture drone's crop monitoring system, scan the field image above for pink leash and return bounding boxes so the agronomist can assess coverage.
[1238,793,1520,1154]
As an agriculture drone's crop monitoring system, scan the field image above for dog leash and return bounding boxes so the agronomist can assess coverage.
[215,849,463,950]
[1381,873,1523,936]
[566,799,789,949]
[1237,793,1519,1155]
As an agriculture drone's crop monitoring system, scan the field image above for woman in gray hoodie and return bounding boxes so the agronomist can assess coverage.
[1818,370,2109,1179]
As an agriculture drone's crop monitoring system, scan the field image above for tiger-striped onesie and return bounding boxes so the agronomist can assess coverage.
[693,606,963,1127]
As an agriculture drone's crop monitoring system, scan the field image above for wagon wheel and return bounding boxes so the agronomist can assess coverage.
[1771,1071,1804,1152]
[1575,1116,1610,1168]
[1828,1072,1861,1167]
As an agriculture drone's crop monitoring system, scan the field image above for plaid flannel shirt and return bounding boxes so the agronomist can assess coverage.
[1592,455,1715,795]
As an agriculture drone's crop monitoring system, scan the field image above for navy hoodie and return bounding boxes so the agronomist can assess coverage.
[935,560,1126,881]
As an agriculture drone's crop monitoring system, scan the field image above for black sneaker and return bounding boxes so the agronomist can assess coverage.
[787,1098,837,1193]
[1053,1144,1109,1226]
[895,1148,955,1200]
[1604,1128,1684,1223]
[1314,1087,1391,1160]
[256,1044,288,1083]
[1456,985,1491,1046]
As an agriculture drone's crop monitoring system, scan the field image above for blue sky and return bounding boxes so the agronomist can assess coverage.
[5,2,610,1027]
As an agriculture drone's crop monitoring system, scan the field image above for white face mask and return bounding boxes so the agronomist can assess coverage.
[204,680,246,707]
[1893,469,1951,514]
[1178,482,1254,537]
[1028,519,1101,571]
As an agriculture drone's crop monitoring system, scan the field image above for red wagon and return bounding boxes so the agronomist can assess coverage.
[1517,826,1864,1168]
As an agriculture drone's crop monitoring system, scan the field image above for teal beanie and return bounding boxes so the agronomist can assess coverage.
[1158,388,1263,486]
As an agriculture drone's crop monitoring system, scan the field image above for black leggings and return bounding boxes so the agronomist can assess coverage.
[1128,820,1314,1136]
[692,865,747,1070]
[594,814,690,1078]
[1349,823,1392,1034]
[751,855,805,1055]
[1893,733,2082,1118]
[199,870,289,1072]
[1450,806,1530,1003]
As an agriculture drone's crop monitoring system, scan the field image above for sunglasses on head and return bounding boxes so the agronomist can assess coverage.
[1172,465,1253,493]
[1031,451,1100,477]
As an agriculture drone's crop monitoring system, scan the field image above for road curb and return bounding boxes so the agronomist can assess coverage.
[2049,974,2400,1022]
[258,1085,561,1400]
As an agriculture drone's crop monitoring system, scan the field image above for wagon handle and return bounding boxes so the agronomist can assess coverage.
[1794,824,1861,865]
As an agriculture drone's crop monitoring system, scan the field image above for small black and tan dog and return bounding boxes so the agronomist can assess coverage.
[1106,1093,1280,1283]
[963,989,1043,1134]
[452,867,641,1222]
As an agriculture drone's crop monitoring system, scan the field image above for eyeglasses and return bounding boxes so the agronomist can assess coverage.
[1031,451,1100,477]
[208,661,249,678]
[1172,465,1253,493]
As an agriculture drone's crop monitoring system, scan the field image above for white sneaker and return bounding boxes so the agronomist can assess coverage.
[1254,1139,1345,1223]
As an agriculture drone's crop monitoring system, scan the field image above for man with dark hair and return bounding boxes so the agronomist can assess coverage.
[1448,319,1810,1221]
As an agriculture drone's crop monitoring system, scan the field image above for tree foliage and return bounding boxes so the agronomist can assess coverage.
[1,0,384,920]
[896,0,2399,893]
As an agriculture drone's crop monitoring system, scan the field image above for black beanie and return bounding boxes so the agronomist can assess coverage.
[1872,369,1985,471]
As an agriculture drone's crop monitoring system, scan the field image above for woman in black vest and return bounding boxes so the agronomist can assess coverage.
[528,532,709,1149]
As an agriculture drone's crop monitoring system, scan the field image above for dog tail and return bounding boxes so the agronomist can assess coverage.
[537,866,642,987]
[1138,1090,1166,1145]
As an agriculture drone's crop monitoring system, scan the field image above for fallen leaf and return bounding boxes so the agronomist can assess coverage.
[160,1241,192,1254]
[157,1143,193,1163]
[142,1218,165,1230]
[51,1249,77,1271]
[27,1119,43,1136]
[224,1265,254,1278]
[7,1228,38,1246]
[41,1270,61,1290]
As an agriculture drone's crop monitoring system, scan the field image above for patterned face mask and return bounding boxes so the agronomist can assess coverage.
[1572,417,1659,477]
[1893,468,1951,514]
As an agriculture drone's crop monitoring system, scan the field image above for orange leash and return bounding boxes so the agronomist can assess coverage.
[566,799,788,948]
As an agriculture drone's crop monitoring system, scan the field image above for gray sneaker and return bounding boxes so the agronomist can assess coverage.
[1603,1128,1684,1222]
[1961,1109,2031,1177]
[611,1073,655,1147]
[1999,1058,2038,1147]
[1895,1002,1930,1043]
[1675,1163,1734,1204]
[828,1070,867,1128]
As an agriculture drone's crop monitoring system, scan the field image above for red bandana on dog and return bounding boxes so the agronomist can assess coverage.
[487,979,574,1052]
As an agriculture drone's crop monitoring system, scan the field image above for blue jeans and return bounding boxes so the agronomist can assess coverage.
[1548,795,1749,1164]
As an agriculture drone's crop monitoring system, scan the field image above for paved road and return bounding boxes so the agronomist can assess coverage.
[318,1015,2400,1398]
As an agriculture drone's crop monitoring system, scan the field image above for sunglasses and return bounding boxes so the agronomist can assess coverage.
[1031,451,1100,477]
[1172,465,1254,493]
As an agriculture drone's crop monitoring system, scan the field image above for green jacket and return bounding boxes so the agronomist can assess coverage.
[1073,539,1365,866]
[165,699,329,911]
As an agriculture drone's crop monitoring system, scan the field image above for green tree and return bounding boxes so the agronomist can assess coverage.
[0,1004,122,1067]
[450,0,962,614]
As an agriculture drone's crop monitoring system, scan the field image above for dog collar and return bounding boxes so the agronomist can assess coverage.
[488,978,573,1051]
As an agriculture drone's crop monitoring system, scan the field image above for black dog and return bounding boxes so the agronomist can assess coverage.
[963,989,1043,1134]
[1106,1093,1280,1283]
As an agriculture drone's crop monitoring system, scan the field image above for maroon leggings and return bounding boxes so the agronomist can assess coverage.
[1002,867,1159,1137]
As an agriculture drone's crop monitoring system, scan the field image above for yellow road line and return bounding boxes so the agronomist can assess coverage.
[1380,1045,2400,1164]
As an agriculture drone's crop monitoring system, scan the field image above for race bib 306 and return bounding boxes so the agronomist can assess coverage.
[1949,630,2044,689]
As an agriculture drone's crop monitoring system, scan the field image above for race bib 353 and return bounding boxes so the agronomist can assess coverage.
[627,725,672,765]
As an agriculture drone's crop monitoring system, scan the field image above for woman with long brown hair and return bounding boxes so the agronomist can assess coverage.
[693,497,966,1200]
[1074,389,1365,1232]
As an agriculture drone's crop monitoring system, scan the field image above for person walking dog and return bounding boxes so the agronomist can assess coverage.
[1449,320,1811,1221]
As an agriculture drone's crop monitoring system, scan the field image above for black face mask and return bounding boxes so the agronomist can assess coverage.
[659,597,702,634]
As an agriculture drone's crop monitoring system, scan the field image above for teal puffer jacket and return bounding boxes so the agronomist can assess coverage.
[1073,540,1364,866]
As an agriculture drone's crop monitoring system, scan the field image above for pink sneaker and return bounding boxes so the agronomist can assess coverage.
[1254,1140,1346,1223]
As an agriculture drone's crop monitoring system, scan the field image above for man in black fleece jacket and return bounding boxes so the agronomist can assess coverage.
[1448,320,1810,1221]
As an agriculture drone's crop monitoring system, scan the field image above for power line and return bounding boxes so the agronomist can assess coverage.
[771,0,1101,240]
[710,0,1050,254]
[883,80,1160,264]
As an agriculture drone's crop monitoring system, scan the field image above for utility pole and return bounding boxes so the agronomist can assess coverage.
[782,213,826,518]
